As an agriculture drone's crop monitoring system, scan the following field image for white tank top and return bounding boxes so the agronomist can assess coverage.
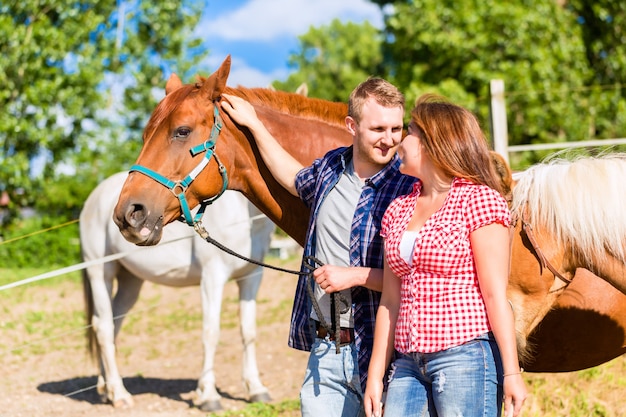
[400,230,419,266]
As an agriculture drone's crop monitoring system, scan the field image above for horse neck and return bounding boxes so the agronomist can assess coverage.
[240,172,310,247]
[223,100,352,247]
[508,222,566,340]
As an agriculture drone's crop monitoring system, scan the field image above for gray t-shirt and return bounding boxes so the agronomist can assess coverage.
[311,161,364,328]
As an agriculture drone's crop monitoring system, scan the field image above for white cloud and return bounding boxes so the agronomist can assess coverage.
[193,1,384,87]
[200,0,383,41]
[199,54,288,88]
[228,64,287,88]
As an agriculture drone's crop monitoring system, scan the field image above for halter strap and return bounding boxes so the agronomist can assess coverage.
[129,104,228,226]
[518,210,572,286]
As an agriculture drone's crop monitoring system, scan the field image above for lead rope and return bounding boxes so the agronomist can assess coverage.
[194,222,347,353]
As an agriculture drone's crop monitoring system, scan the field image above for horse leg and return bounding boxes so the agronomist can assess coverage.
[237,270,271,403]
[108,268,144,407]
[87,263,138,407]
[195,268,227,412]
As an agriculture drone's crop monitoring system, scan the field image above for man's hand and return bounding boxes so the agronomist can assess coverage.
[314,265,355,293]
[221,94,263,131]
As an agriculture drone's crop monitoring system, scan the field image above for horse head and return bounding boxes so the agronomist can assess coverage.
[113,56,234,245]
[113,55,351,246]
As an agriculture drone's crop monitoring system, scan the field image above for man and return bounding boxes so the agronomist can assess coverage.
[222,78,416,417]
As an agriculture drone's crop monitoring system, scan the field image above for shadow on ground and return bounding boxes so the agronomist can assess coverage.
[37,376,247,406]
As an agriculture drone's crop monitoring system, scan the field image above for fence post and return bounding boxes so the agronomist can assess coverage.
[490,79,509,164]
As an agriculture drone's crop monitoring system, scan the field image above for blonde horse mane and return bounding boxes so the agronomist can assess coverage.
[511,153,626,264]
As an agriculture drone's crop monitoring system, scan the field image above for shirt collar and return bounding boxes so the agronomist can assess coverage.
[362,153,403,189]
[412,176,474,193]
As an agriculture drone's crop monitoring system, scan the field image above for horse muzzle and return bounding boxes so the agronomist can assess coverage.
[113,201,165,246]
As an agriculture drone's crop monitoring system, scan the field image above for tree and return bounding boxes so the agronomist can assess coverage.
[383,0,592,164]
[568,1,626,86]
[273,18,384,101]
[0,1,207,224]
[566,1,626,140]
[283,1,625,169]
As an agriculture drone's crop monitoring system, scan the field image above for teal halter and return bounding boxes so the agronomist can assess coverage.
[129,104,228,227]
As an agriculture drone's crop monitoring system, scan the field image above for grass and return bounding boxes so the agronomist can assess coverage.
[213,399,300,417]
[1,268,87,357]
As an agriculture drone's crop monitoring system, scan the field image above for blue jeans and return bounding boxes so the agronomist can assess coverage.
[384,333,503,417]
[300,337,365,417]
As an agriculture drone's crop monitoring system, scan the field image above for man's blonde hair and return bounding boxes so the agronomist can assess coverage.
[348,77,405,123]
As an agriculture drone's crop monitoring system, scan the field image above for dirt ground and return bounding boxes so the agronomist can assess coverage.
[1,255,309,417]
[3,252,626,417]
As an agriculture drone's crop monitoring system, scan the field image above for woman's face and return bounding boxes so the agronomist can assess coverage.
[398,122,423,177]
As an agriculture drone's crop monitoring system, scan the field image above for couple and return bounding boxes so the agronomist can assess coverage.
[221,78,527,417]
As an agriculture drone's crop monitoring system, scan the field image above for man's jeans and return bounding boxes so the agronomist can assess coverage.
[384,333,503,417]
[300,337,365,417]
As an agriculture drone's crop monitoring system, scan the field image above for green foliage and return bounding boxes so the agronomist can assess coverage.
[568,1,626,87]
[214,399,300,417]
[284,0,626,171]
[273,19,384,101]
[384,1,591,155]
[0,1,208,226]
[0,216,79,268]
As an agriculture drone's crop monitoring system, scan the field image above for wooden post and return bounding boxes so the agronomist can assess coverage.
[490,79,509,164]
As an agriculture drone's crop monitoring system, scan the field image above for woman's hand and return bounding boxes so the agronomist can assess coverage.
[503,373,527,417]
[363,379,384,417]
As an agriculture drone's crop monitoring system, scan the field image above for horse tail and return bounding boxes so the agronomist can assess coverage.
[82,268,99,362]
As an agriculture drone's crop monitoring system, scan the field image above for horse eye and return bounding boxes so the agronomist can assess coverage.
[173,127,192,139]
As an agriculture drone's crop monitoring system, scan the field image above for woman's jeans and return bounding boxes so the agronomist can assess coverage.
[384,333,503,417]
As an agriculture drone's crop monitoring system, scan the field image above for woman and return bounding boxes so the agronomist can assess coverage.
[364,94,527,417]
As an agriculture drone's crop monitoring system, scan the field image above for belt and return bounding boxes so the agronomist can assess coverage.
[315,321,354,345]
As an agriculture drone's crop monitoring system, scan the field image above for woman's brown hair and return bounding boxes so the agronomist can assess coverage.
[410,94,504,195]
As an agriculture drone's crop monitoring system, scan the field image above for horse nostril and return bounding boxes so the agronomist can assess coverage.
[125,203,147,228]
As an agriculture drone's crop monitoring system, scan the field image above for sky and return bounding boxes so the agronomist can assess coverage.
[194,0,384,87]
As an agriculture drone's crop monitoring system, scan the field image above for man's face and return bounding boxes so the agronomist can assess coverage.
[346,97,404,170]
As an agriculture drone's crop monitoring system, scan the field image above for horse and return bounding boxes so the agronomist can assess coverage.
[491,153,626,369]
[80,171,275,411]
[112,55,626,373]
[507,154,626,366]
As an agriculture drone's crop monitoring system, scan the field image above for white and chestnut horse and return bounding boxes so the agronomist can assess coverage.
[80,171,275,411]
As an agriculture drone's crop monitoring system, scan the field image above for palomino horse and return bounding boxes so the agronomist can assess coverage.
[113,55,626,373]
[80,171,275,411]
[508,154,626,366]
[491,152,626,369]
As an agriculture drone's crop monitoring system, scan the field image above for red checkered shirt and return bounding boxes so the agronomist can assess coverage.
[381,178,510,353]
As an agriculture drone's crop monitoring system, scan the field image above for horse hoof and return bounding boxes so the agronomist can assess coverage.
[199,400,223,412]
[250,392,272,403]
[112,396,134,408]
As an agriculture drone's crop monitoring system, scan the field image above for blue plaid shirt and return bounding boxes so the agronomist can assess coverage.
[288,146,416,391]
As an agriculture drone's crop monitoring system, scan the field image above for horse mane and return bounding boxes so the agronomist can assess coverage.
[511,153,626,263]
[144,80,348,141]
[224,85,348,127]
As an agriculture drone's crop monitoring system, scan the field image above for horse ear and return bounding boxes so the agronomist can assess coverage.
[200,55,231,101]
[490,151,513,200]
[165,73,183,95]
[295,82,309,97]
